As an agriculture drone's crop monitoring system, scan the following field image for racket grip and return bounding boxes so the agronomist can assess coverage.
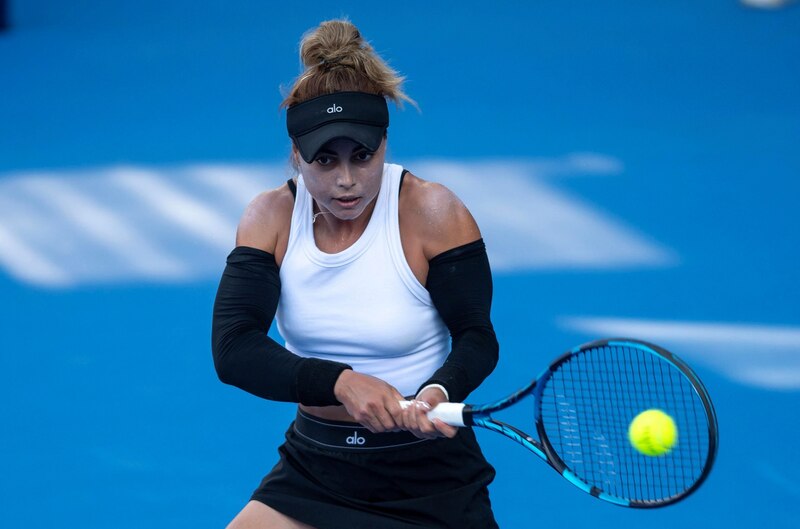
[398,400,466,427]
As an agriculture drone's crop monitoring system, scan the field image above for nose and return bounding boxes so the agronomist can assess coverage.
[335,164,356,189]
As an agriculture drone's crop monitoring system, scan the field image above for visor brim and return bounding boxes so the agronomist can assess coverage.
[293,122,386,163]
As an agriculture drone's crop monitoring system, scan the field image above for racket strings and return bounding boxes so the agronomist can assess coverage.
[539,344,711,504]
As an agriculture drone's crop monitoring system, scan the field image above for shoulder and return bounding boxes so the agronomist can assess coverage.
[235,181,295,254]
[399,171,481,260]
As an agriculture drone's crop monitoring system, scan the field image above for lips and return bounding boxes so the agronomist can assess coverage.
[334,196,360,207]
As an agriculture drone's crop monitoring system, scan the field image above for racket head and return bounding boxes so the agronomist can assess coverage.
[534,338,718,508]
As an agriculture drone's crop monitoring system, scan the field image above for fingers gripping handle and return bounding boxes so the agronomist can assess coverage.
[398,401,467,427]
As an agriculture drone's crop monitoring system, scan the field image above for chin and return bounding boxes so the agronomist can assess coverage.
[336,210,364,221]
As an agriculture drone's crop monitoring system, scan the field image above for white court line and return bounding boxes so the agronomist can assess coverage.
[187,164,281,208]
[417,159,676,269]
[562,317,800,347]
[0,223,72,286]
[109,166,238,251]
[561,316,800,390]
[15,176,188,278]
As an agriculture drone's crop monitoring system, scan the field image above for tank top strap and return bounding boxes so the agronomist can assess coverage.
[384,164,435,306]
[284,174,311,258]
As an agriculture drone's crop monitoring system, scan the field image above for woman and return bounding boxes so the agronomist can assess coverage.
[212,19,500,529]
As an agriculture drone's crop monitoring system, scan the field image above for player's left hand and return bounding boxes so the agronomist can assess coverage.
[401,387,458,439]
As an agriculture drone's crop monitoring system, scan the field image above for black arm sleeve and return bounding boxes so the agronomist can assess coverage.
[211,246,352,405]
[417,239,499,403]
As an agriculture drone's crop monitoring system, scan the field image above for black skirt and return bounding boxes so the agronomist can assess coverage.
[250,410,498,529]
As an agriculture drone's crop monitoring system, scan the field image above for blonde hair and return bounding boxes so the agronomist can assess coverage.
[281,19,416,109]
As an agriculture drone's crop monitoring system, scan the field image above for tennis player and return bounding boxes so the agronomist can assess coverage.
[212,19,499,529]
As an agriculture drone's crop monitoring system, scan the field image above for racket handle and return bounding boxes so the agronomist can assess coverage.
[398,400,466,427]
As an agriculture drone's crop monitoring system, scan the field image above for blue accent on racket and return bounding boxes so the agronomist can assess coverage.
[451,338,718,508]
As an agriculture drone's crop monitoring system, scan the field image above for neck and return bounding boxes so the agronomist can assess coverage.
[312,198,378,252]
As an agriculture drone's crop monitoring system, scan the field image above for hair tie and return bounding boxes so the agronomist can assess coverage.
[319,57,346,70]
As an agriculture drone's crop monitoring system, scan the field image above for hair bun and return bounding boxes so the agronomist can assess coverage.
[300,20,366,69]
[282,19,416,110]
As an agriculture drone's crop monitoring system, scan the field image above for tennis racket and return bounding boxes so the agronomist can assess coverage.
[401,338,718,508]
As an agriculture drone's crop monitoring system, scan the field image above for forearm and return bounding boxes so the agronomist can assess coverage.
[211,246,350,405]
[419,326,498,404]
[418,239,499,403]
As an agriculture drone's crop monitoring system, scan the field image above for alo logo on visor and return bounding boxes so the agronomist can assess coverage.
[346,431,366,446]
[327,104,343,114]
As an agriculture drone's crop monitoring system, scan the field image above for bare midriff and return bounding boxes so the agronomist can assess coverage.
[298,403,358,422]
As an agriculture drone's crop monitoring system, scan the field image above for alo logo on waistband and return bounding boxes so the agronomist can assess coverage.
[346,431,366,446]
[327,104,343,114]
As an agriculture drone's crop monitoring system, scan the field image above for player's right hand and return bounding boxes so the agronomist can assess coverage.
[333,370,405,433]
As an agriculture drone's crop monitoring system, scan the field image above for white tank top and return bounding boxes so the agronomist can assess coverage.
[276,163,450,397]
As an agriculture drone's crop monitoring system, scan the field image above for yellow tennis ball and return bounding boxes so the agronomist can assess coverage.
[628,409,678,456]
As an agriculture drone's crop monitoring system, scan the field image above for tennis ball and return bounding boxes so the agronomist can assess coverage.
[628,409,677,456]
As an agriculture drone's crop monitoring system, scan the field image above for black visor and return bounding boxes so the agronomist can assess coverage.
[286,92,389,163]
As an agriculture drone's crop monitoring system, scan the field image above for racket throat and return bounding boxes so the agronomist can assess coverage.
[462,405,476,426]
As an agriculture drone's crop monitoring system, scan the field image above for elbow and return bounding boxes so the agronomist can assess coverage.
[486,331,499,373]
[214,356,234,386]
[214,353,243,388]
[476,323,499,364]
[211,335,237,386]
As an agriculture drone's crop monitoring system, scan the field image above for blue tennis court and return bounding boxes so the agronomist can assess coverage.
[1,1,798,527]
